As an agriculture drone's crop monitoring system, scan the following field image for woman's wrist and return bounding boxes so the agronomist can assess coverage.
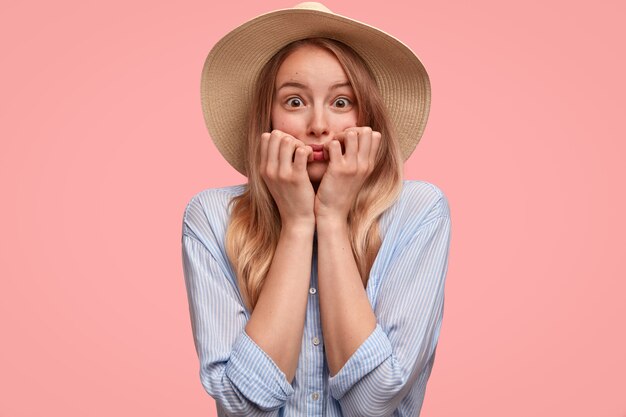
[315,214,349,231]
[281,216,316,234]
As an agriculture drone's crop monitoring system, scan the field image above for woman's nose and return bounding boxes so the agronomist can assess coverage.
[307,106,329,138]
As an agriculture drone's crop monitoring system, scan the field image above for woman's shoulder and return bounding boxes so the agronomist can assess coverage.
[184,183,246,211]
[381,180,450,233]
[181,183,247,243]
[400,180,450,217]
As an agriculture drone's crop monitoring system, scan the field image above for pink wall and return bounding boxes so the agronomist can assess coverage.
[1,0,624,416]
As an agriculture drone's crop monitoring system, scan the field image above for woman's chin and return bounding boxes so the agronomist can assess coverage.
[307,161,328,185]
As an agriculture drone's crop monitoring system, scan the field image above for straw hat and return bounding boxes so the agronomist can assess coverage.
[201,2,431,176]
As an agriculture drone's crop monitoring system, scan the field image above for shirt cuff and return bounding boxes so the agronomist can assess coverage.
[225,328,295,410]
[328,323,393,400]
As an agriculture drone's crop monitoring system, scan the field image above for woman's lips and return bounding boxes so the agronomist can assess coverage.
[309,144,326,161]
[312,150,325,161]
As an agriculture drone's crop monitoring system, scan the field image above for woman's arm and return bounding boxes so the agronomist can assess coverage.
[319,196,452,417]
[313,126,382,375]
[182,187,313,415]
[183,232,293,416]
[316,217,377,376]
[249,130,317,383]
[244,220,315,383]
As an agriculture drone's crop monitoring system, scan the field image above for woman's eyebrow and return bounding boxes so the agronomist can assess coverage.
[330,81,352,90]
[276,81,352,91]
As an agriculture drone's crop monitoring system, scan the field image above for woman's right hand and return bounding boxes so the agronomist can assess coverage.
[260,130,315,228]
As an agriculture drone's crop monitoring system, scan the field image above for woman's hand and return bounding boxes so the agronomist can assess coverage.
[314,126,381,223]
[260,130,316,228]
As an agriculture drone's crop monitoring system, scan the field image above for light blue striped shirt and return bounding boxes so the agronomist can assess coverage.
[181,179,452,416]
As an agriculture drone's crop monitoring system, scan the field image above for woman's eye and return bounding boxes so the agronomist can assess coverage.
[286,97,303,107]
[334,97,352,108]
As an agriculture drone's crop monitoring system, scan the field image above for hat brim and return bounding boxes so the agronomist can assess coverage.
[201,7,431,176]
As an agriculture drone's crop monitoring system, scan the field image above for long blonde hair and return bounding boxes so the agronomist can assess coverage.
[225,38,403,313]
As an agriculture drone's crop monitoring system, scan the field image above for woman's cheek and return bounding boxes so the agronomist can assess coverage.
[270,107,287,130]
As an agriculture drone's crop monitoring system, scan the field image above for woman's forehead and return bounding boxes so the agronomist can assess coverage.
[275,45,350,88]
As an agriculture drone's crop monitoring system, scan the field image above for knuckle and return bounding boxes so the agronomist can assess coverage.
[345,164,358,175]
[270,131,284,143]
[277,170,290,181]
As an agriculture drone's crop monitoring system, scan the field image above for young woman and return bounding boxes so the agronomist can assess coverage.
[182,3,452,416]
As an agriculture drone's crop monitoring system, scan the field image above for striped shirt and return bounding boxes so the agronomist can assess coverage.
[181,179,452,417]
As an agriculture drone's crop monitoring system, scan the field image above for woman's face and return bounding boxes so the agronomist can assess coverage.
[270,44,358,186]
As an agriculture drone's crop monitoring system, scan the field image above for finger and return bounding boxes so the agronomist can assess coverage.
[357,127,372,165]
[369,131,381,173]
[267,130,282,176]
[326,139,343,162]
[333,132,347,155]
[344,130,358,163]
[292,138,307,152]
[278,134,296,177]
[290,138,314,163]
[260,132,270,173]
[294,145,311,172]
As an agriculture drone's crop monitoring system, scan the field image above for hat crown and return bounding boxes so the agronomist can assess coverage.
[292,2,333,13]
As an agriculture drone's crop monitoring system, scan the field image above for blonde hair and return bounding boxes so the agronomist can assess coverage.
[225,38,403,313]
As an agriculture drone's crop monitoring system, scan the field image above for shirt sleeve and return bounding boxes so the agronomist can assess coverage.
[182,233,295,416]
[327,196,452,417]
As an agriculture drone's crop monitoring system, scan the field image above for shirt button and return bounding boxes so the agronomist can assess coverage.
[312,337,320,346]
[311,392,320,401]
[309,287,317,294]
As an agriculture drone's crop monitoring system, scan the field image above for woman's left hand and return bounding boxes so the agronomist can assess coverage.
[314,126,381,223]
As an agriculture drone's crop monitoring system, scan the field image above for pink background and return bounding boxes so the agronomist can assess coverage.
[1,0,624,415]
